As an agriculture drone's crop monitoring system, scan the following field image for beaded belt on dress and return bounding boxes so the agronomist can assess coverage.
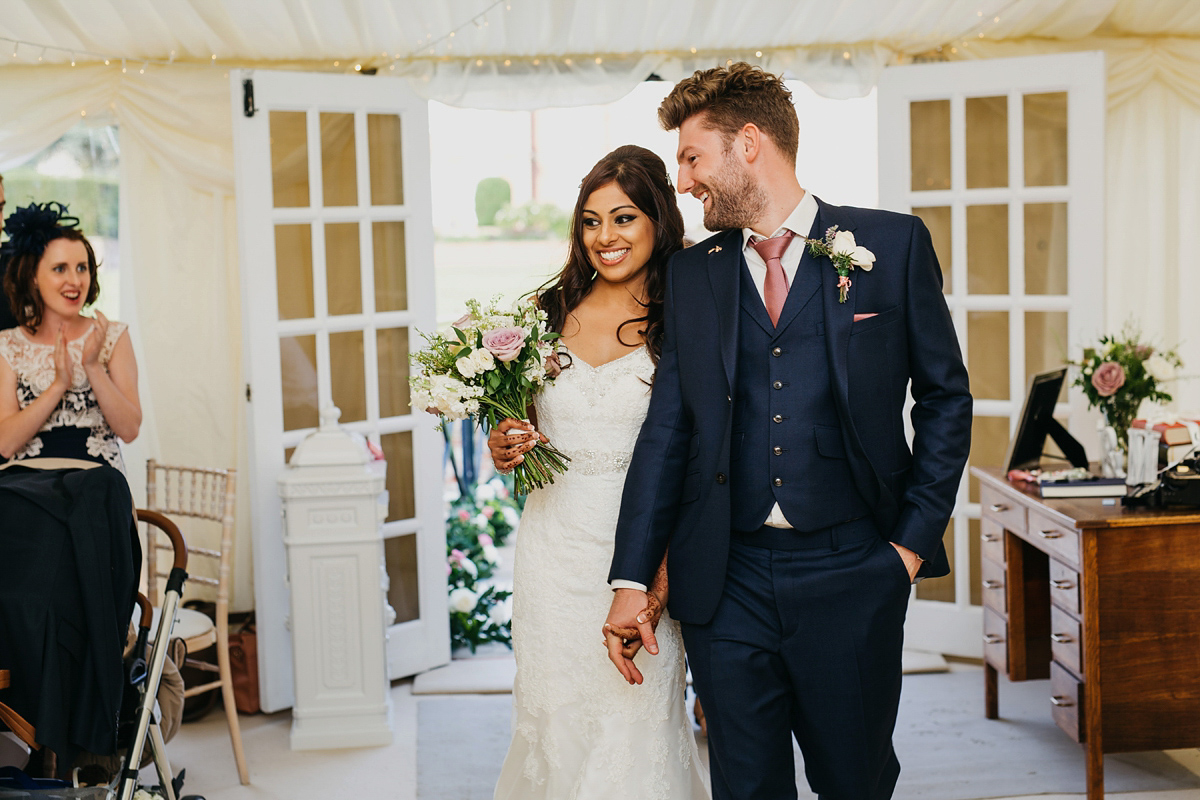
[565,448,633,476]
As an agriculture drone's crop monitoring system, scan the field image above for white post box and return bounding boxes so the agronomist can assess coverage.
[278,407,393,749]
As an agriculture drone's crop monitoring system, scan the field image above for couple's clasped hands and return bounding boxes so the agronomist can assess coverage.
[603,588,665,685]
[50,311,110,392]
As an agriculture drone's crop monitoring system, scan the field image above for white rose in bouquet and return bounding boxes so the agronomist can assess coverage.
[1146,353,1177,382]
[488,597,512,626]
[448,587,478,614]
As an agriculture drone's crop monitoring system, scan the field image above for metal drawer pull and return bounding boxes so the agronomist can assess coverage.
[1038,529,1064,539]
[1050,695,1074,707]
[983,580,1003,589]
[982,533,1000,542]
[1050,633,1074,643]
[983,634,1004,644]
[989,503,1008,513]
[1052,579,1075,590]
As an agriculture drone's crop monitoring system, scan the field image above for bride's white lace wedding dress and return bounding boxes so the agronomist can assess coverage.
[494,346,709,800]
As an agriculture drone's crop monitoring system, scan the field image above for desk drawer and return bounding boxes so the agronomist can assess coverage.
[1050,605,1083,677]
[1050,661,1085,743]
[1028,508,1081,570]
[981,486,1026,533]
[981,556,1007,613]
[981,518,1005,564]
[983,607,1007,672]
[1049,558,1081,616]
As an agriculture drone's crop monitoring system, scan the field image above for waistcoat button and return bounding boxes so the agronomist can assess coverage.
[771,347,782,357]
[773,414,783,423]
[716,473,727,484]
[773,478,783,487]
[773,446,783,455]
[773,380,783,390]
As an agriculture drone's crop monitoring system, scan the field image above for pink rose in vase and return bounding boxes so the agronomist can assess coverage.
[1091,361,1126,397]
[482,327,528,362]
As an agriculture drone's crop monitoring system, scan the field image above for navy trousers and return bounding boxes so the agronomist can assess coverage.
[681,518,910,800]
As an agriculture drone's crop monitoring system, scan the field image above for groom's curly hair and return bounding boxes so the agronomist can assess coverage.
[658,62,799,166]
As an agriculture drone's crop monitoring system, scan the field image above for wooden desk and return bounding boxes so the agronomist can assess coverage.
[972,467,1200,799]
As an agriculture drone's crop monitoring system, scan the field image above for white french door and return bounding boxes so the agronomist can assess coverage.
[878,52,1105,657]
[231,69,447,712]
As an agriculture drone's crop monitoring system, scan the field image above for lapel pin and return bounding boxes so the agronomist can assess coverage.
[708,245,722,254]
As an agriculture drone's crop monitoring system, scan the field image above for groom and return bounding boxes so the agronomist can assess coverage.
[605,63,971,799]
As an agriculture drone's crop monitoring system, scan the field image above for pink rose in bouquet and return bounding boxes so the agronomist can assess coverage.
[482,327,527,362]
[1091,361,1126,397]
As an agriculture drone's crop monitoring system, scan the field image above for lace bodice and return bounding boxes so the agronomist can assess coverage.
[495,344,709,800]
[0,321,128,472]
[533,346,654,476]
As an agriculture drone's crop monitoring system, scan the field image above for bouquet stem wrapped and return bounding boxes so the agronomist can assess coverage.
[411,296,570,494]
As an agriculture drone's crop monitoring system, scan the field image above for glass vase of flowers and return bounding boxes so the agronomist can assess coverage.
[1071,326,1182,455]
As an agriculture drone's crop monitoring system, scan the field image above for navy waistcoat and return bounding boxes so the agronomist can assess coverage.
[729,259,870,532]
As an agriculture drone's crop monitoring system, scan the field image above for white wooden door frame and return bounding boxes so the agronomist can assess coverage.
[232,69,446,712]
[878,51,1106,657]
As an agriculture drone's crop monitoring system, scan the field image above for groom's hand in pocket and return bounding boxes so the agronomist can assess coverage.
[604,589,659,685]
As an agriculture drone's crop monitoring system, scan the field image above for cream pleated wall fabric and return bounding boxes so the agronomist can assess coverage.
[0,66,253,609]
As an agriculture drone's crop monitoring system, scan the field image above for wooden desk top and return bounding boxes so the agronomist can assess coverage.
[972,466,1200,530]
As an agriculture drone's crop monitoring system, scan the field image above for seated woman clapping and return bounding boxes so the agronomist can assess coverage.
[0,203,140,472]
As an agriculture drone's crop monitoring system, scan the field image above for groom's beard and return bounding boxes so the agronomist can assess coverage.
[702,153,769,232]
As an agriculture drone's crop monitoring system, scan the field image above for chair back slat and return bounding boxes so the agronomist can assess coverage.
[144,459,237,610]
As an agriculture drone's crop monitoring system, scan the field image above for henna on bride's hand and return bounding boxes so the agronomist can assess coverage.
[615,594,665,658]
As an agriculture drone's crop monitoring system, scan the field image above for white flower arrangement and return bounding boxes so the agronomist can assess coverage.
[411,295,570,493]
[805,226,876,303]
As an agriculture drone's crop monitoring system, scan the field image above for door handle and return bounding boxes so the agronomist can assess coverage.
[983,633,1004,644]
[1050,633,1074,643]
[983,580,1003,589]
[989,503,1008,513]
[983,533,1000,542]
[1052,579,1075,590]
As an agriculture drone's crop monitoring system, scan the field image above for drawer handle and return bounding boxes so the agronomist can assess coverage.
[983,580,1003,589]
[1038,529,1064,539]
[1052,579,1075,590]
[1050,695,1075,707]
[989,503,1008,513]
[983,634,1004,644]
[1050,633,1074,643]
[982,533,1000,542]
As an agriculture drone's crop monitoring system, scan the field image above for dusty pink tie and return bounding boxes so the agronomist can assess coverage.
[751,230,796,327]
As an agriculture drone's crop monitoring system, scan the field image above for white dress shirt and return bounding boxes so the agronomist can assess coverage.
[611,193,816,591]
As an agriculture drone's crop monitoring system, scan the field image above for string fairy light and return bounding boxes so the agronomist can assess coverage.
[0,34,182,69]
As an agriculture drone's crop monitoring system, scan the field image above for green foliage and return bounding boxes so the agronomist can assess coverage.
[444,477,522,652]
[493,201,570,240]
[2,176,119,239]
[474,177,512,226]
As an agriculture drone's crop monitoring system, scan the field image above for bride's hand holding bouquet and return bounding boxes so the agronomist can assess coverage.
[410,296,569,494]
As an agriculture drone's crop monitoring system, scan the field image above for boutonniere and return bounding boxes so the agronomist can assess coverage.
[805,226,875,303]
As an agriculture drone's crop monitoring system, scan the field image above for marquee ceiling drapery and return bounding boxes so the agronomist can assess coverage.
[2,0,1199,105]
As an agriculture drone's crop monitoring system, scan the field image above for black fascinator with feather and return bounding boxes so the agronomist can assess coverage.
[2,202,81,265]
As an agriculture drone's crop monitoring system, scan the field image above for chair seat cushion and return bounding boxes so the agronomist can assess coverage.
[149,605,215,644]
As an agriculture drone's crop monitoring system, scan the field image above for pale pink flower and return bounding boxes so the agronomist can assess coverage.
[482,327,527,362]
[478,533,493,547]
[1091,361,1126,397]
[457,509,470,522]
[482,506,495,518]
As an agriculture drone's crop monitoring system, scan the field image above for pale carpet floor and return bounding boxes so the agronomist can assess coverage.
[157,673,1200,800]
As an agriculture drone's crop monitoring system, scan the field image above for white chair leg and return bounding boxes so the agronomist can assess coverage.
[217,624,251,784]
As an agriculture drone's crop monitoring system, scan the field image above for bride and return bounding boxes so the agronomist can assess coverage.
[488,145,709,799]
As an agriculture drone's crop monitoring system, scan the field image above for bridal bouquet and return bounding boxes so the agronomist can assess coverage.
[410,296,570,494]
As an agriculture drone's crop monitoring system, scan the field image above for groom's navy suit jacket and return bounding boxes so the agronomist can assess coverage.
[610,197,972,625]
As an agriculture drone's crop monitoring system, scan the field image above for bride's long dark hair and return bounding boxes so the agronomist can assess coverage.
[537,145,685,366]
